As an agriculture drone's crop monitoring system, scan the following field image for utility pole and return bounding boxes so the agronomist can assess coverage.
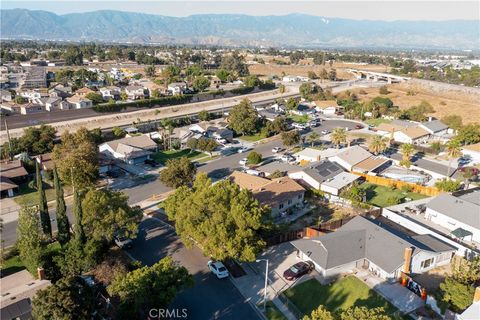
[4,117,13,161]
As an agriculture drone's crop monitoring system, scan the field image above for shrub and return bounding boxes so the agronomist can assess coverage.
[435,179,461,192]
[379,86,390,95]
[401,185,413,193]
[386,195,402,206]
[247,151,262,165]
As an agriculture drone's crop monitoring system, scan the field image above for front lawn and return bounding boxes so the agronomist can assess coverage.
[364,118,392,127]
[1,254,26,277]
[284,277,400,317]
[151,149,208,164]
[288,114,310,124]
[265,301,287,320]
[359,182,427,208]
[240,132,267,142]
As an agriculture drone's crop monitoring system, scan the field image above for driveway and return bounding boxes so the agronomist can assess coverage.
[253,242,319,294]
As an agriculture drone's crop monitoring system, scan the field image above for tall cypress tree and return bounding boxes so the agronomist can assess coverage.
[73,190,85,245]
[53,166,70,246]
[36,161,52,237]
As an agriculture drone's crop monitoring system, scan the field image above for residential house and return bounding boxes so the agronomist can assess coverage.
[20,103,43,115]
[168,82,187,95]
[320,172,362,196]
[74,87,94,97]
[425,189,480,243]
[42,97,62,111]
[229,171,306,218]
[292,216,456,281]
[125,86,146,100]
[258,108,284,122]
[393,127,430,144]
[291,103,316,116]
[351,156,391,175]
[49,84,72,99]
[19,89,47,101]
[99,86,121,101]
[0,159,28,197]
[330,146,373,171]
[315,100,343,115]
[294,147,323,163]
[462,143,480,165]
[189,121,233,142]
[66,96,93,109]
[376,120,418,138]
[21,67,47,89]
[0,102,22,114]
[99,135,158,164]
[0,89,12,102]
[419,120,450,137]
[36,153,55,172]
[289,160,344,190]
[255,161,300,177]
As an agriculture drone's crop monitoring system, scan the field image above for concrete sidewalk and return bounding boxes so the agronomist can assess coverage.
[230,262,298,320]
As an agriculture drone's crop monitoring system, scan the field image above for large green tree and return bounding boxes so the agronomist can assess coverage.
[53,128,98,189]
[302,305,335,320]
[16,206,45,275]
[192,76,211,92]
[228,99,258,135]
[331,128,347,149]
[32,278,95,320]
[164,173,268,261]
[53,166,70,246]
[81,189,142,242]
[73,190,86,245]
[159,157,197,188]
[107,257,193,319]
[455,123,480,145]
[281,130,301,147]
[36,161,52,237]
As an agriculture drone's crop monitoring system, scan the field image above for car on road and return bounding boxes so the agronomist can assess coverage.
[283,261,314,281]
[272,147,284,153]
[292,123,308,130]
[355,124,364,129]
[308,120,320,127]
[114,234,133,249]
[208,260,229,279]
[238,146,251,153]
[239,158,248,166]
[321,129,330,135]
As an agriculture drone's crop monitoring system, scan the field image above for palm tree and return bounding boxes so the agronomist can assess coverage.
[400,143,415,168]
[331,128,347,149]
[368,136,388,155]
[446,140,462,178]
[307,132,320,147]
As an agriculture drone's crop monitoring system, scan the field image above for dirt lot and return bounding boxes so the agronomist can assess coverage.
[348,83,480,124]
[248,59,388,80]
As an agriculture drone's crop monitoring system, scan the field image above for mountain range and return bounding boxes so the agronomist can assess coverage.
[1,9,478,49]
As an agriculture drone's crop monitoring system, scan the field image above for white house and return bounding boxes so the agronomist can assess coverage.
[393,127,430,144]
[294,148,323,163]
[43,97,62,111]
[99,135,158,165]
[424,190,480,243]
[292,216,455,282]
[419,120,450,136]
[330,146,372,171]
[462,143,480,165]
[99,86,121,100]
[320,172,361,196]
[314,100,342,115]
[168,82,187,95]
[66,96,93,109]
[125,86,146,100]
[20,103,43,115]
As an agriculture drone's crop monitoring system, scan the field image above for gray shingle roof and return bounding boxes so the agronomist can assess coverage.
[292,216,456,274]
[421,120,448,133]
[426,192,480,229]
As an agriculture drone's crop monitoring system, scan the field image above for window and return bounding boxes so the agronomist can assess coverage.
[279,204,284,209]
[421,258,434,269]
[288,200,292,205]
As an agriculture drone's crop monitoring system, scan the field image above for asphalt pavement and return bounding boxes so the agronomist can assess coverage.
[129,217,261,320]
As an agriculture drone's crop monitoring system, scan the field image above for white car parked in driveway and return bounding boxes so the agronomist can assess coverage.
[208,260,229,279]
[272,147,284,153]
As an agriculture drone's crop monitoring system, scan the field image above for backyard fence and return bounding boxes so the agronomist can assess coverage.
[352,172,440,197]
[265,229,305,246]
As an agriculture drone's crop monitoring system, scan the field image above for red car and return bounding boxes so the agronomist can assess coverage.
[355,124,363,129]
[283,261,314,281]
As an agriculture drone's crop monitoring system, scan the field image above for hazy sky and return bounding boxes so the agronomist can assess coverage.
[2,1,479,21]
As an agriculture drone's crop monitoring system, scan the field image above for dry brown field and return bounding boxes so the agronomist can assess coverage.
[349,83,480,124]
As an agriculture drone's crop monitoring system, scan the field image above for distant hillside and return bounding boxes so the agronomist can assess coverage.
[1,9,478,49]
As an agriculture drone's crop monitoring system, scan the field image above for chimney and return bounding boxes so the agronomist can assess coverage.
[403,247,413,274]
[474,287,480,303]
[37,267,46,280]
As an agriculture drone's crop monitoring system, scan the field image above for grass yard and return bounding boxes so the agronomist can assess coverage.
[359,182,427,208]
[0,254,26,277]
[14,182,55,206]
[288,114,310,124]
[265,301,287,320]
[152,149,208,164]
[364,118,392,127]
[284,277,400,318]
[240,132,267,142]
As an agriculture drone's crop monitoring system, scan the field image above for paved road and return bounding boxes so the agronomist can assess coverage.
[129,217,260,320]
[0,119,357,247]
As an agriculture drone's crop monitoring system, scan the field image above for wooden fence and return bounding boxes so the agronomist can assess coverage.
[352,172,440,197]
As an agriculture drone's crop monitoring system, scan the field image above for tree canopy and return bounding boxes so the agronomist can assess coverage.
[164,173,269,261]
[159,157,197,188]
[16,206,45,275]
[281,130,301,147]
[107,257,193,319]
[228,99,258,135]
